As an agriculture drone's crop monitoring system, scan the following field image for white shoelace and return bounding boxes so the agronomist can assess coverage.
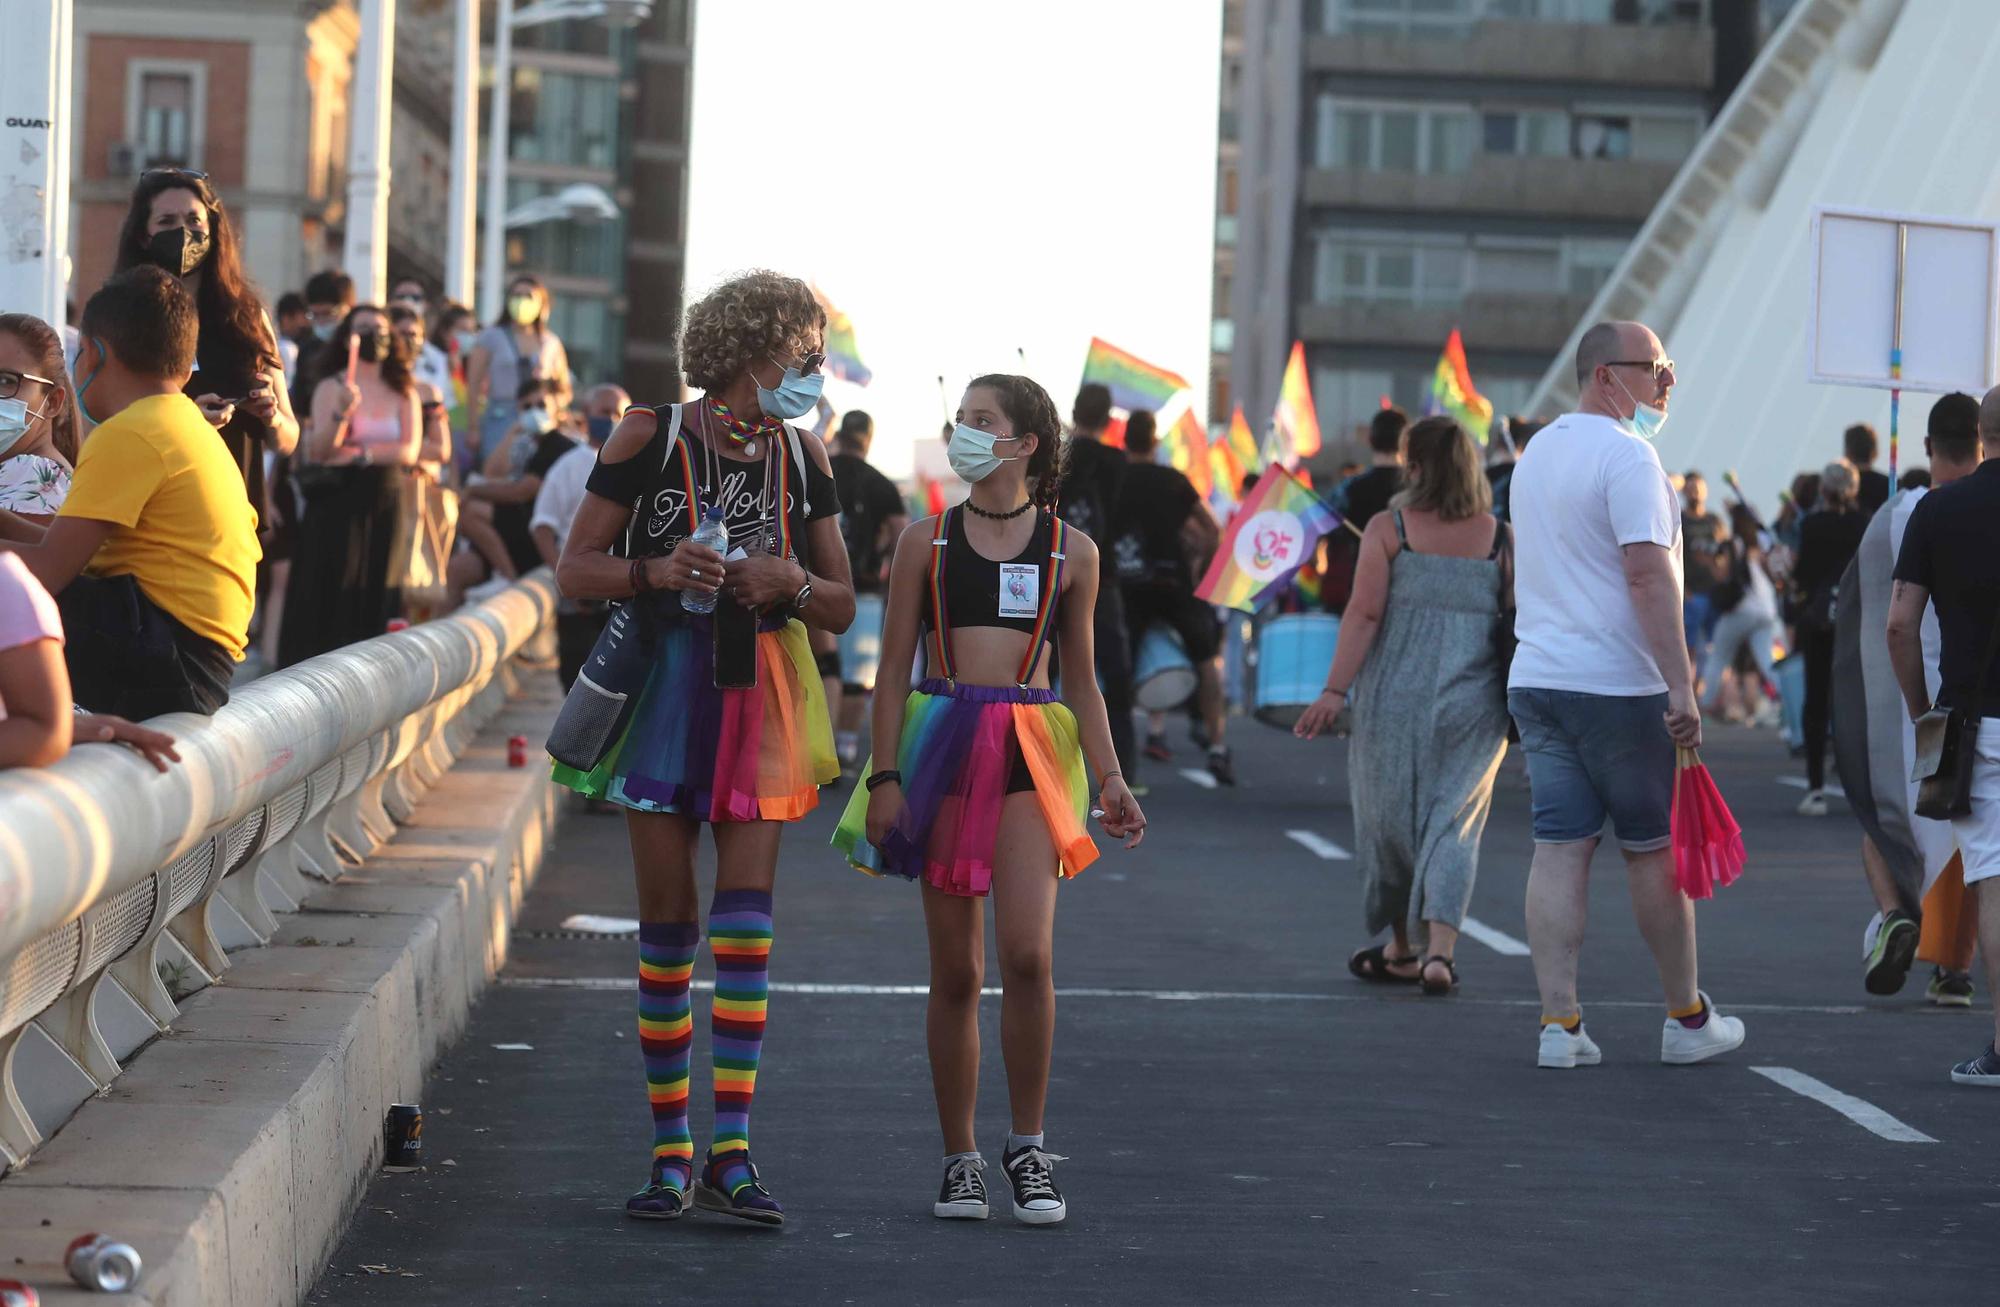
[943,1156,986,1202]
[1006,1147,1067,1201]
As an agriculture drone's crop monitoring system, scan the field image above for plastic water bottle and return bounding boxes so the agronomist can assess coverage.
[681,505,728,614]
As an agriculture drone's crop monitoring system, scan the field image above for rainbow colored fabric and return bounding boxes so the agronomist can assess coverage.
[551,618,838,820]
[1425,328,1494,444]
[1269,341,1322,466]
[1212,405,1262,501]
[637,921,699,1187]
[1164,408,1214,500]
[832,682,1097,897]
[707,888,773,1159]
[1195,464,1341,613]
[823,307,871,386]
[1079,337,1192,415]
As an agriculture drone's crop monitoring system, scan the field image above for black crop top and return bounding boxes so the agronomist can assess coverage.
[585,402,838,563]
[925,507,1067,639]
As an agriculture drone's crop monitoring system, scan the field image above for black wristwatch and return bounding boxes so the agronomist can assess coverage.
[865,768,901,792]
[793,580,813,612]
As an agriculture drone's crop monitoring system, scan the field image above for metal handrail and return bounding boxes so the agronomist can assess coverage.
[0,573,557,1168]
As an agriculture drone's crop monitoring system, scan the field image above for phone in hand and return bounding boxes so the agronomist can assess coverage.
[712,598,758,690]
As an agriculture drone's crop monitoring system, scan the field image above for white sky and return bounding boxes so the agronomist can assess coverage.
[685,0,1223,480]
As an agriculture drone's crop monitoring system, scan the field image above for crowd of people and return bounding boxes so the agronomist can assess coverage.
[8,168,2000,1236]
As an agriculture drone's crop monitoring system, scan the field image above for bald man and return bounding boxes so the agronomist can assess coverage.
[1507,320,1746,1070]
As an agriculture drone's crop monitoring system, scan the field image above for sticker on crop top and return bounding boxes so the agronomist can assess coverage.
[997,562,1039,619]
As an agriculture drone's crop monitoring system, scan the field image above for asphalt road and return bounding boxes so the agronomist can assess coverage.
[308,711,1996,1306]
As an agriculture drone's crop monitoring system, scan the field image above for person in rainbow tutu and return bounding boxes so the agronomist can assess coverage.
[833,374,1146,1226]
[548,271,854,1225]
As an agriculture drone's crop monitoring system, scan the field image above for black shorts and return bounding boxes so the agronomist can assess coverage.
[1123,584,1219,663]
[58,573,234,719]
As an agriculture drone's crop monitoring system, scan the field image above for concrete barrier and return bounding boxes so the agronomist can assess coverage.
[0,573,557,1168]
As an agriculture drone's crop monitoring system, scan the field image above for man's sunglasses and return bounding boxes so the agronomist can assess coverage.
[1606,358,1675,383]
[780,351,826,376]
[0,369,57,402]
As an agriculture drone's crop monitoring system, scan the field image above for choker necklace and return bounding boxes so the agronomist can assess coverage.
[966,498,1034,520]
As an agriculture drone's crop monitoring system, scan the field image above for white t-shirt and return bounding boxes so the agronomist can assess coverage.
[1508,412,1682,696]
[529,441,596,555]
[412,341,453,400]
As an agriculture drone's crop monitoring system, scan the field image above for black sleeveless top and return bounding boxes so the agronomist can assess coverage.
[585,402,837,564]
[925,507,1067,643]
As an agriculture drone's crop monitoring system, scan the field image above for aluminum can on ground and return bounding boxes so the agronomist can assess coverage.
[0,1279,40,1307]
[384,1102,424,1167]
[65,1232,141,1291]
[508,734,529,768]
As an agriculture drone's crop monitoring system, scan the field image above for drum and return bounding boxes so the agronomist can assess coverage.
[1775,652,1805,754]
[838,593,886,691]
[1133,625,1198,711]
[1252,613,1341,730]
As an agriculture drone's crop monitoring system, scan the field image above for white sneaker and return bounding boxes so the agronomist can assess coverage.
[1796,790,1827,817]
[1660,991,1746,1065]
[1537,1023,1602,1069]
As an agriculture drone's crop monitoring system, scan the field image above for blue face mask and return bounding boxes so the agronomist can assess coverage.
[947,422,1025,484]
[1612,374,1669,442]
[587,414,615,443]
[754,358,824,421]
[75,338,108,428]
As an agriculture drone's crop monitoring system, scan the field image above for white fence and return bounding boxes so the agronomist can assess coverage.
[0,575,557,1169]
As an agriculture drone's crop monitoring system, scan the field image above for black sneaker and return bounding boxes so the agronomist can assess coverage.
[1143,733,1172,763]
[1928,967,1975,1008]
[1950,1044,2000,1087]
[933,1155,990,1220]
[1189,715,1211,751]
[1863,910,1919,995]
[1207,747,1236,787]
[1001,1143,1067,1225]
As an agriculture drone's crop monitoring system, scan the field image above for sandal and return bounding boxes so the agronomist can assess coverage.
[1348,944,1422,984]
[1420,956,1458,997]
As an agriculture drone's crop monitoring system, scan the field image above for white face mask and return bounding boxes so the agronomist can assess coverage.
[0,397,37,458]
[947,422,1024,483]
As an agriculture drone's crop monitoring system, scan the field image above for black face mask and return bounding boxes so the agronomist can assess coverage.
[146,227,212,278]
[354,332,386,364]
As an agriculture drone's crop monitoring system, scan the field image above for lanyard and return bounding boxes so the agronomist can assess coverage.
[928,508,1066,688]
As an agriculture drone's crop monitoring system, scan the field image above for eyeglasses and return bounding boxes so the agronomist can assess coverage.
[143,167,209,183]
[0,369,56,402]
[1606,358,1676,383]
[776,351,826,377]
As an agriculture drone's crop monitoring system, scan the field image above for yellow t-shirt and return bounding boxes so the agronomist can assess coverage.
[58,393,261,659]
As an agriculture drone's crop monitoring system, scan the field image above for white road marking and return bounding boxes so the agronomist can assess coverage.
[1750,1066,1937,1144]
[497,976,1865,1014]
[1179,768,1218,789]
[560,914,640,934]
[1775,777,1847,798]
[490,1043,534,1051]
[1458,917,1532,956]
[1285,829,1351,860]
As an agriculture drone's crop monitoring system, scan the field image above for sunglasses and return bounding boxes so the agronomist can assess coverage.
[776,351,826,377]
[1606,358,1676,384]
[0,369,56,402]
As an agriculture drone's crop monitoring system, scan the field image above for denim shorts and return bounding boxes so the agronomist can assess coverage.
[1507,687,1675,852]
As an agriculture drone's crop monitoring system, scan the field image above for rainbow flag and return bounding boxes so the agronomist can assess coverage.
[814,287,872,386]
[1425,328,1492,443]
[1080,337,1191,416]
[1268,341,1321,467]
[1210,405,1259,501]
[1164,407,1214,500]
[1195,464,1340,613]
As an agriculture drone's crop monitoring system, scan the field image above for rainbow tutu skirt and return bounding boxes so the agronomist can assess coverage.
[551,616,836,821]
[832,679,1098,897]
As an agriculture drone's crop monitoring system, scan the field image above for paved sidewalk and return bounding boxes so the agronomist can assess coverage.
[310,717,1996,1305]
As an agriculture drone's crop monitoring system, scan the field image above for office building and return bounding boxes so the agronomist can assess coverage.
[1221,0,1766,457]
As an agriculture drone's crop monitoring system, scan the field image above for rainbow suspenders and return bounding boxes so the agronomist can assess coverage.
[927,507,1069,690]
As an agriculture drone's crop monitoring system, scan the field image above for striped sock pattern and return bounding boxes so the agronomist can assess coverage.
[707,888,773,1194]
[638,920,700,1191]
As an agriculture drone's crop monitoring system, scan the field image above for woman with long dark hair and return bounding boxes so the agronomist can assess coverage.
[465,274,571,469]
[833,374,1145,1226]
[551,270,854,1226]
[0,313,80,519]
[278,305,421,664]
[111,169,299,499]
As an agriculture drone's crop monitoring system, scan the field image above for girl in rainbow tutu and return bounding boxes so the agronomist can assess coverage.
[833,374,1145,1226]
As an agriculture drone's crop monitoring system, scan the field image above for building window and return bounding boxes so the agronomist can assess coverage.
[1564,238,1627,296]
[1471,241,1561,294]
[1481,109,1569,157]
[1212,319,1236,352]
[1315,97,1472,174]
[1312,231,1465,305]
[510,67,621,171]
[1573,113,1632,160]
[125,61,207,172]
[1319,0,1638,37]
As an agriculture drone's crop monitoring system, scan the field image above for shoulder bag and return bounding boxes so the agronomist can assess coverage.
[1912,594,2000,820]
